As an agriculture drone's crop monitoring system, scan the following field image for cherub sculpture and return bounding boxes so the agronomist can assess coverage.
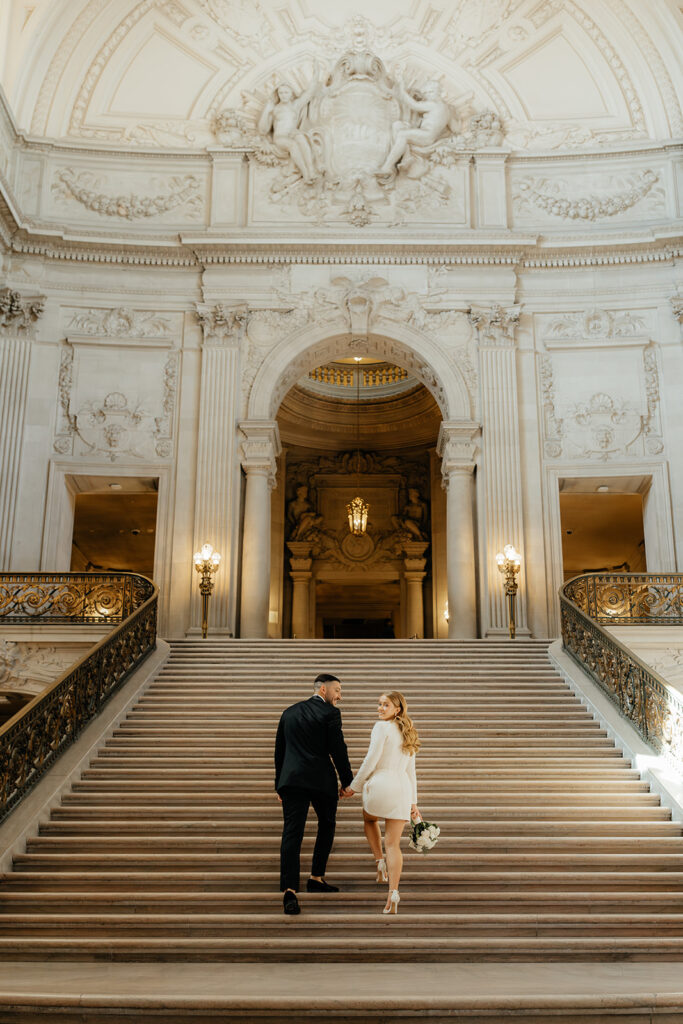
[378,80,454,177]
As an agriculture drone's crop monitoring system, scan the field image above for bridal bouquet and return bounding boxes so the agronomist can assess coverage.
[408,817,440,854]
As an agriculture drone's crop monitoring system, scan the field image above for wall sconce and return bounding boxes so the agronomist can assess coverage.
[193,542,221,639]
[496,544,521,640]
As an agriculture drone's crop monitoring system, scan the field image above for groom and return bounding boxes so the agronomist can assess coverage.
[274,673,353,915]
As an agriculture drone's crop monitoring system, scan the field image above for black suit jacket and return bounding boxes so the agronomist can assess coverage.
[274,696,353,799]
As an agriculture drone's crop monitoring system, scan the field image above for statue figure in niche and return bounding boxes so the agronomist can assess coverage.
[258,73,320,184]
[378,80,454,178]
[391,488,429,541]
[287,485,325,541]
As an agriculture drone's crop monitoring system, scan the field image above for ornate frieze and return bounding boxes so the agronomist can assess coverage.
[545,308,647,342]
[52,169,203,220]
[514,170,662,221]
[67,307,172,338]
[0,288,45,335]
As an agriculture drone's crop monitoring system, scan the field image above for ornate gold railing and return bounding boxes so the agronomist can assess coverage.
[0,572,157,822]
[560,573,683,772]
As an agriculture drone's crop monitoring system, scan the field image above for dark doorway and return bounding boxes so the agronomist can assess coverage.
[323,618,395,639]
[70,479,158,578]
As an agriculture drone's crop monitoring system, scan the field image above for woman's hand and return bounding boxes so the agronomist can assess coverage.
[410,804,421,821]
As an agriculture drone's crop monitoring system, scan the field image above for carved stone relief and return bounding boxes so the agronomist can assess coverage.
[545,309,647,340]
[286,450,429,573]
[213,50,499,226]
[52,169,203,220]
[67,308,172,337]
[514,170,663,221]
[538,342,663,460]
[54,343,178,461]
[0,288,45,335]
[0,640,91,699]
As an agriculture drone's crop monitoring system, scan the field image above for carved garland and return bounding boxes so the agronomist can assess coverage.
[52,169,202,220]
[516,170,660,220]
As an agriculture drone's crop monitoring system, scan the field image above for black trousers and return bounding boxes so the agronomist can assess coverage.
[279,785,337,892]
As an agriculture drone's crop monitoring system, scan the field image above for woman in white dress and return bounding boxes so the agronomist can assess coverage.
[347,691,420,914]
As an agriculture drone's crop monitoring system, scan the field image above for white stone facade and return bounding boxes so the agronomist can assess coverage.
[0,1,681,639]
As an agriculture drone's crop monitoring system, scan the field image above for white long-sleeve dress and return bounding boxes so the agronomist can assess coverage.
[350,719,417,820]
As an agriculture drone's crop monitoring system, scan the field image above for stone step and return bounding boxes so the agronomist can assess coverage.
[39,820,681,837]
[1,934,682,962]
[6,869,683,893]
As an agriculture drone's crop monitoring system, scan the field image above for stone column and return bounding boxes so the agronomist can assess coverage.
[193,304,248,635]
[239,420,281,638]
[288,541,312,638]
[403,541,428,639]
[437,421,479,639]
[0,289,45,570]
[468,304,528,636]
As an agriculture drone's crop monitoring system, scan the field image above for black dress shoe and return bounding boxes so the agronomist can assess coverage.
[306,878,339,893]
[283,891,300,915]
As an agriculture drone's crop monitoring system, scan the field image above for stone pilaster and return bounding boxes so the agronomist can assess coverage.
[468,304,527,636]
[239,419,281,638]
[0,289,45,569]
[437,420,480,639]
[192,303,247,634]
[288,541,313,638]
[403,541,428,639]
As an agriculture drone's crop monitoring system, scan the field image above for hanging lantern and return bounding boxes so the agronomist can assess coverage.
[347,361,369,535]
[347,495,369,536]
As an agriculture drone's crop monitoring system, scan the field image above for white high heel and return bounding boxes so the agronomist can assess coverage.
[375,858,388,883]
[382,890,400,915]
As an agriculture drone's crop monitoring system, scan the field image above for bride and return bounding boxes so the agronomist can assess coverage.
[345,691,420,914]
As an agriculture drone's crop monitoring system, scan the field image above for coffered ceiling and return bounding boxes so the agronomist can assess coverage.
[1,0,680,150]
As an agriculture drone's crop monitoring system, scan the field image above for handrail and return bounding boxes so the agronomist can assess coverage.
[560,573,683,773]
[0,572,157,823]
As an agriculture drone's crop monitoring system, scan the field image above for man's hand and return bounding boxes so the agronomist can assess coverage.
[276,794,282,803]
[340,787,355,799]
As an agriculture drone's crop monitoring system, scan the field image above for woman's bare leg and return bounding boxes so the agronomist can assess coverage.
[384,817,407,908]
[363,810,383,861]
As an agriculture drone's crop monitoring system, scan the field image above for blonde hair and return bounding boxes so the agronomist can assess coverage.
[383,691,420,755]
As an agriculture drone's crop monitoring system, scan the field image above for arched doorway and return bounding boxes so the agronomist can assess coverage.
[239,325,479,640]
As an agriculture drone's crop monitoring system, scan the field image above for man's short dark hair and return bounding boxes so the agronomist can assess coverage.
[315,673,340,687]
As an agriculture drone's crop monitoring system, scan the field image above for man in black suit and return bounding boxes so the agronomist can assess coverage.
[275,672,353,915]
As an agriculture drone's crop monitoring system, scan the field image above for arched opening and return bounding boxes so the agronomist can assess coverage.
[239,325,478,640]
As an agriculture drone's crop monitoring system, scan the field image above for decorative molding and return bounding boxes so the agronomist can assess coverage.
[671,289,683,328]
[196,303,249,347]
[52,169,203,220]
[467,304,521,347]
[66,307,172,338]
[53,343,178,461]
[539,342,663,461]
[514,170,662,221]
[0,288,45,335]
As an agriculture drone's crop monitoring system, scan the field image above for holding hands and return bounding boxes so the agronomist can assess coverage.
[340,786,355,799]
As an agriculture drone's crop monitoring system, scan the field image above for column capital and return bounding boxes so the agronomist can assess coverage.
[0,288,45,337]
[239,419,281,485]
[467,303,521,347]
[671,291,683,329]
[196,302,249,347]
[437,420,480,483]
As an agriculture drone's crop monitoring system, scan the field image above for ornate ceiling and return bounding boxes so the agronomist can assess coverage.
[1,0,681,151]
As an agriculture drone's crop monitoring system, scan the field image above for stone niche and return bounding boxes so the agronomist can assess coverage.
[283,450,432,638]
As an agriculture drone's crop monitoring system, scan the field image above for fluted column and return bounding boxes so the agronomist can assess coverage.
[193,304,248,634]
[239,420,281,638]
[437,421,479,638]
[0,289,45,569]
[468,304,527,635]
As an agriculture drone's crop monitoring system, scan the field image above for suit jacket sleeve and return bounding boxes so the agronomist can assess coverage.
[327,708,353,789]
[274,714,285,791]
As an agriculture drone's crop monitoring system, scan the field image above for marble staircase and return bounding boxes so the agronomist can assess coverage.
[2,638,683,964]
